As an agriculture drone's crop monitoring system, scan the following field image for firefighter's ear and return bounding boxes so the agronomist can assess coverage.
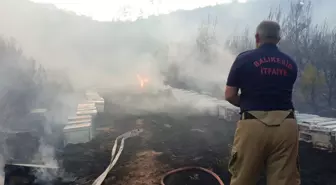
[255,33,260,43]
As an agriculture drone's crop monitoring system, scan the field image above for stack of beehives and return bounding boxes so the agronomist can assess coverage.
[63,91,105,146]
[171,88,336,152]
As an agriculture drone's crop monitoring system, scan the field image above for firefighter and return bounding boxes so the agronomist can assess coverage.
[225,20,300,185]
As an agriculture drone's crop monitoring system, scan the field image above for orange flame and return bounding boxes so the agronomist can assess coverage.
[137,74,149,88]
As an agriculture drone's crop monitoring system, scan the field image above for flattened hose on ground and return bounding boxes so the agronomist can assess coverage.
[92,129,143,185]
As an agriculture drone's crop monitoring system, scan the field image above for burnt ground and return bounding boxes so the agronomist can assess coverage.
[57,96,336,185]
[58,113,234,185]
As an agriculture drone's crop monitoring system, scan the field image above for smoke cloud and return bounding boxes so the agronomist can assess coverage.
[0,0,334,183]
[0,155,4,185]
[33,140,59,184]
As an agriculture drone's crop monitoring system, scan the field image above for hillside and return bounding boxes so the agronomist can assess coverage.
[0,0,335,88]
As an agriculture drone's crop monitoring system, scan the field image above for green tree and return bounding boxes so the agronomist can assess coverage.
[300,63,324,112]
[225,0,336,115]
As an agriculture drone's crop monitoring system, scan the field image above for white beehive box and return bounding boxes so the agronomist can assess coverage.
[78,103,95,109]
[63,122,94,145]
[76,108,98,117]
[77,106,97,112]
[68,115,92,125]
[88,99,105,113]
[68,115,92,121]
[84,91,105,113]
[296,113,336,151]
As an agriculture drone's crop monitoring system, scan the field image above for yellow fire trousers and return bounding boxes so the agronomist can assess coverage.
[229,111,301,185]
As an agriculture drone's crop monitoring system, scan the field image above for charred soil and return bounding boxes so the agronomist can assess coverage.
[57,98,336,185]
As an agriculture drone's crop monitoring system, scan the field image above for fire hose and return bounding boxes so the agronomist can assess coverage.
[92,128,143,185]
[161,167,225,185]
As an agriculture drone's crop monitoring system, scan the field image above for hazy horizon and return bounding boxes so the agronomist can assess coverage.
[30,0,252,21]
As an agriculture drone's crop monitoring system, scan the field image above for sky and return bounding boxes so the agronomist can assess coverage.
[30,0,248,21]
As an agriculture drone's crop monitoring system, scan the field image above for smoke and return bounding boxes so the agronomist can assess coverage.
[160,41,235,92]
[0,30,74,184]
[0,0,333,90]
[0,155,4,185]
[0,1,333,183]
[0,0,259,132]
[0,0,267,92]
[37,141,58,168]
[33,140,59,184]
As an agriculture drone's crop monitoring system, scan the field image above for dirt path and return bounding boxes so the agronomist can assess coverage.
[110,150,168,185]
[98,118,169,185]
[112,119,169,185]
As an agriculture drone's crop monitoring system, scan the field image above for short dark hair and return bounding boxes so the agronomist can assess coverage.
[256,20,281,41]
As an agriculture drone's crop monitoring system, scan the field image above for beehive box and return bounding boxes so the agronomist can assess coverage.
[63,122,94,145]
[77,103,95,109]
[68,115,93,125]
[4,163,58,185]
[77,106,97,112]
[296,113,336,151]
[76,109,98,117]
[88,99,105,113]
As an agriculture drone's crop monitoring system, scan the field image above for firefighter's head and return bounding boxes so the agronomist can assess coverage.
[255,20,281,48]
